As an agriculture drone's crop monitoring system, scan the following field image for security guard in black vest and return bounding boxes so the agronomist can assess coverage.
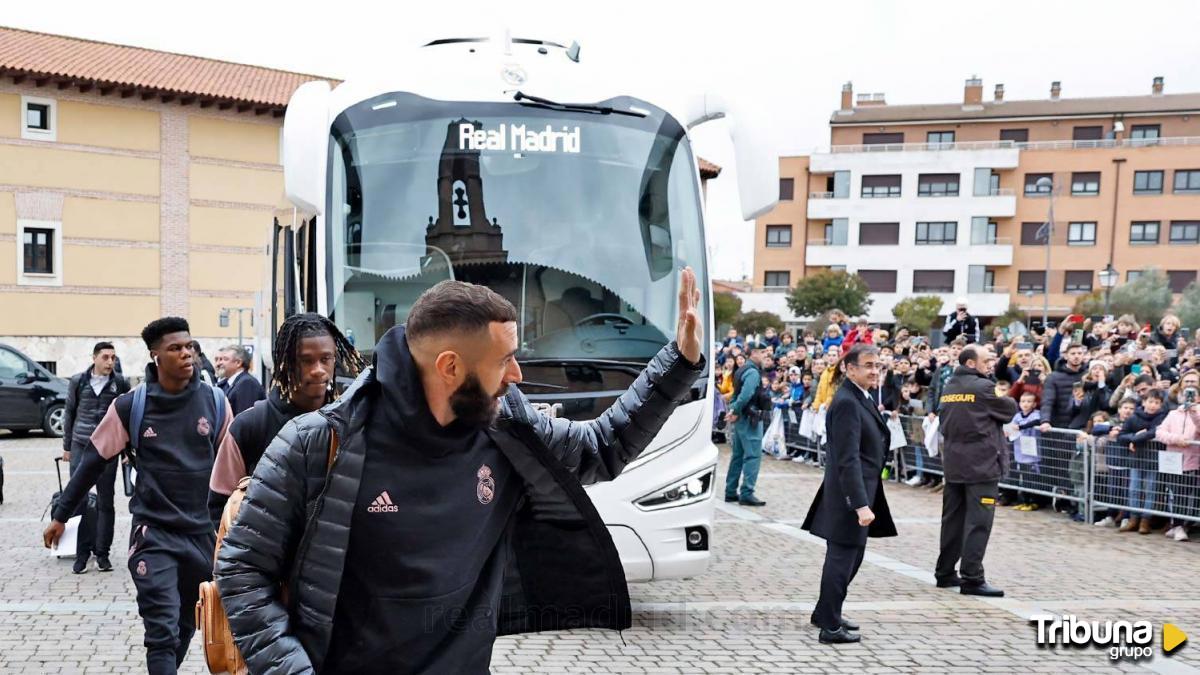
[934,344,1017,597]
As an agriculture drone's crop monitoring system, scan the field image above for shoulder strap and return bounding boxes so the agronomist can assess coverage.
[327,429,340,473]
[128,385,147,451]
[208,384,227,446]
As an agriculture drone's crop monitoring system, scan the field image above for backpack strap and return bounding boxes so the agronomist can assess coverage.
[208,383,227,447]
[327,429,339,472]
[127,385,148,452]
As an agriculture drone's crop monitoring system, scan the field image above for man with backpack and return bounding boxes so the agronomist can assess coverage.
[61,341,131,573]
[208,313,365,522]
[726,339,772,506]
[43,317,233,675]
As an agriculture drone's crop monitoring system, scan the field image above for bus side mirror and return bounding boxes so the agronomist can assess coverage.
[682,92,779,221]
[283,80,333,216]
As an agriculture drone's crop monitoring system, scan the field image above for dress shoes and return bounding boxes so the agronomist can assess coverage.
[960,581,1005,597]
[818,626,861,644]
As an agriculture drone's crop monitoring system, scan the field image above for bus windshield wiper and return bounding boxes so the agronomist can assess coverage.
[513,91,647,118]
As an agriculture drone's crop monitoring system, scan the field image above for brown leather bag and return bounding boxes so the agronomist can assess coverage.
[196,430,339,674]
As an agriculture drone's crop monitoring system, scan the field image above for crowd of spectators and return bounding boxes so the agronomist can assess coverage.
[714,305,1200,543]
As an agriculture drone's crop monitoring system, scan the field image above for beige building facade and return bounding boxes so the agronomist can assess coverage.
[0,26,329,377]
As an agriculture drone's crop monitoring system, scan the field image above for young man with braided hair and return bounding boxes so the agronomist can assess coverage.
[216,270,706,674]
[43,317,233,675]
[209,312,365,521]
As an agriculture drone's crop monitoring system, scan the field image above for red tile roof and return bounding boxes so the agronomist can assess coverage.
[0,25,334,111]
[698,157,721,179]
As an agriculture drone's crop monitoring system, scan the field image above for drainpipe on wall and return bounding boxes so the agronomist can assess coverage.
[1109,158,1125,273]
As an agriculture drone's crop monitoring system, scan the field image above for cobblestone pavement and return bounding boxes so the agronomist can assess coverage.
[2,432,1198,673]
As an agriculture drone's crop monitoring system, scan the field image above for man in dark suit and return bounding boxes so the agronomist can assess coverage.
[803,344,897,644]
[217,345,265,416]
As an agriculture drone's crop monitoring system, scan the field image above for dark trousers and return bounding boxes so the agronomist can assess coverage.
[127,524,216,675]
[68,450,117,558]
[812,540,866,631]
[936,481,998,585]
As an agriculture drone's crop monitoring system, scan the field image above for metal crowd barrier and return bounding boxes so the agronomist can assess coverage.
[776,413,1200,525]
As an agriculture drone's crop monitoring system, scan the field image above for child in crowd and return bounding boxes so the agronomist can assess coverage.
[1116,389,1168,534]
[821,324,844,352]
[1009,391,1043,510]
[1095,399,1138,529]
[995,380,1011,398]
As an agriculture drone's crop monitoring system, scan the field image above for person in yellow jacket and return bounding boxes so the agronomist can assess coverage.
[717,361,735,401]
[811,345,842,411]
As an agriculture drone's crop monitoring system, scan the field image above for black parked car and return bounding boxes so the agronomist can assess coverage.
[0,343,69,437]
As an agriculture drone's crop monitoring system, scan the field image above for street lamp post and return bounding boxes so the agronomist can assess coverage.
[1098,264,1119,318]
[1036,176,1055,328]
[219,307,255,349]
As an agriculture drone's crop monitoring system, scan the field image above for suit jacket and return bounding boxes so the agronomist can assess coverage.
[225,371,266,417]
[802,379,897,546]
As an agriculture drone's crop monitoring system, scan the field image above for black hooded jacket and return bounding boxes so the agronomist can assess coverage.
[215,326,704,674]
[1040,359,1086,428]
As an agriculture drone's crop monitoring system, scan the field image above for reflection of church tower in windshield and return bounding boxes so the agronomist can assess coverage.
[424,118,508,267]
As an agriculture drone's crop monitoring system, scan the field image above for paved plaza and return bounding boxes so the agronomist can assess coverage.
[1,431,1198,673]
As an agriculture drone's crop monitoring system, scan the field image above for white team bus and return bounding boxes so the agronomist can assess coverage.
[260,34,776,581]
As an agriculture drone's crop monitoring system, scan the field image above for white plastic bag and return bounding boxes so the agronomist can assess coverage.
[886,416,907,451]
[762,409,788,459]
[922,416,941,457]
[799,408,815,439]
[813,406,828,440]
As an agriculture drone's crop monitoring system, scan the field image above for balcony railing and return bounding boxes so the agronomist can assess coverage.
[968,285,1010,294]
[752,286,792,293]
[807,238,845,246]
[821,135,1200,154]
[978,187,1016,197]
[969,236,1014,245]
[808,191,836,199]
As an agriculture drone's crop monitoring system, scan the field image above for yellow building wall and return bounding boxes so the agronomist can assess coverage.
[0,293,160,336]
[0,192,14,233]
[189,206,272,248]
[190,164,282,205]
[189,296,261,339]
[0,241,14,284]
[190,251,263,291]
[62,197,160,241]
[0,94,19,138]
[0,145,158,196]
[57,101,160,152]
[63,245,160,288]
[189,117,279,165]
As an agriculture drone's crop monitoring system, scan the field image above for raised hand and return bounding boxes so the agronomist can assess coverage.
[676,266,702,365]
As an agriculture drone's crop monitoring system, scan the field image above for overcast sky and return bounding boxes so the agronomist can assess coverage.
[7,0,1199,279]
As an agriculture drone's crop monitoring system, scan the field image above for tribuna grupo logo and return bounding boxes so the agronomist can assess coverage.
[1032,614,1188,661]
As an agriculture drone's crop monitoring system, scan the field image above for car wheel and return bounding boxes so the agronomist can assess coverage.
[43,404,66,438]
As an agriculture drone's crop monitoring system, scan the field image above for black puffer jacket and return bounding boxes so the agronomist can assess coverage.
[62,367,130,454]
[215,331,704,674]
[1040,360,1086,428]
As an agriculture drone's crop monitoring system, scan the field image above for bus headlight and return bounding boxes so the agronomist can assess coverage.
[634,467,714,511]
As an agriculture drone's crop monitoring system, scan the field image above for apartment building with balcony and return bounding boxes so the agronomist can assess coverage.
[750,76,1200,327]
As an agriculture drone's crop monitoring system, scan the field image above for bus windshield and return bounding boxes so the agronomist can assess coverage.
[326,92,709,364]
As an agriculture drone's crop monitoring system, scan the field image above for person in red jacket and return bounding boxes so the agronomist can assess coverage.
[842,318,875,349]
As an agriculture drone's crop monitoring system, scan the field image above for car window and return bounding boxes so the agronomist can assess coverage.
[0,348,29,379]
